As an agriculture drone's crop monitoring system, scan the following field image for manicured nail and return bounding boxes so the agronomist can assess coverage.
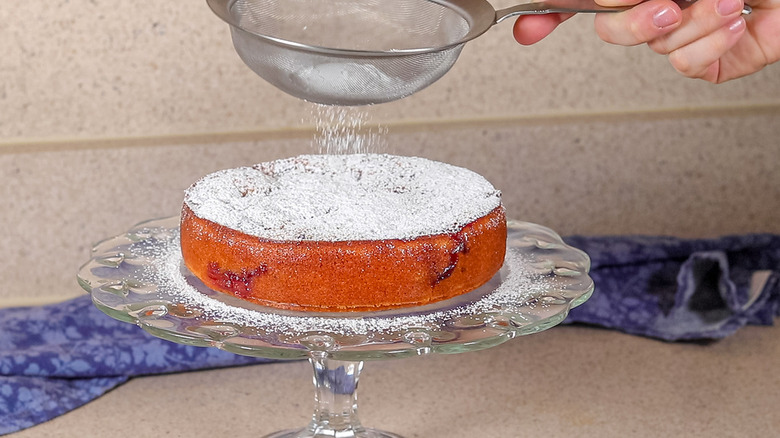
[728,17,746,32]
[653,6,680,28]
[717,0,742,16]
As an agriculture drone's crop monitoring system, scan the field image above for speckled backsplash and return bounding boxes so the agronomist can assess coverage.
[1,0,779,306]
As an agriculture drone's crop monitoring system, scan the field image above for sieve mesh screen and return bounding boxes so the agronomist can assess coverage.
[229,0,471,51]
[212,0,477,104]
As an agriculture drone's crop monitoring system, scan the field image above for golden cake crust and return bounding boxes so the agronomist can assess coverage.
[180,204,506,312]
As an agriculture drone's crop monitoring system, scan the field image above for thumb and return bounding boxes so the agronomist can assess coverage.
[512,14,574,45]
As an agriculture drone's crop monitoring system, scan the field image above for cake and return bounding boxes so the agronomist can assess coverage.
[180,154,506,312]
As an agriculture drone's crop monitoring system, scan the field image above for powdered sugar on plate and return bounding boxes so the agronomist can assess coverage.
[184,154,501,241]
[145,233,551,336]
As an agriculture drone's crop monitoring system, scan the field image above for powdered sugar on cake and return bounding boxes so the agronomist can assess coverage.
[184,154,501,241]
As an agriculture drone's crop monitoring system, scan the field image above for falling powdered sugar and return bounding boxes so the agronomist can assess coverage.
[183,154,502,242]
[310,105,386,155]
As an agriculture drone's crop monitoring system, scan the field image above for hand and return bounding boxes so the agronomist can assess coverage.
[512,0,780,83]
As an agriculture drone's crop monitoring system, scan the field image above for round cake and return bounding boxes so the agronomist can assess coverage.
[180,154,507,312]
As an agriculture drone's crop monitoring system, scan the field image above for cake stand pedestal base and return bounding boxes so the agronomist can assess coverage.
[263,353,404,438]
[265,428,402,438]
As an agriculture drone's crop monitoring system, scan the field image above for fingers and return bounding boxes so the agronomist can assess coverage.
[645,0,748,81]
[593,0,684,46]
[647,0,746,53]
[595,0,645,7]
[592,0,749,81]
[512,14,574,45]
[512,0,753,83]
[666,17,747,81]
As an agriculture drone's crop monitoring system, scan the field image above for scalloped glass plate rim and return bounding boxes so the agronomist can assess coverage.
[78,217,593,360]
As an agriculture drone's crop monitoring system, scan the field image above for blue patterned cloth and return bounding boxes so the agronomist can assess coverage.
[0,297,271,435]
[563,233,780,340]
[1,233,779,435]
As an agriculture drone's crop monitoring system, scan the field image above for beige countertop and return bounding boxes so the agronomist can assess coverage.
[11,323,779,437]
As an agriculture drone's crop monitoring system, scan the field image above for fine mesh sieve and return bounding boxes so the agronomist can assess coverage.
[206,0,751,106]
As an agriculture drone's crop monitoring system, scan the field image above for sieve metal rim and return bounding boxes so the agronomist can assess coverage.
[206,0,497,57]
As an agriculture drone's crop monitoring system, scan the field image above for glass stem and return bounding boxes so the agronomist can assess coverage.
[305,353,366,437]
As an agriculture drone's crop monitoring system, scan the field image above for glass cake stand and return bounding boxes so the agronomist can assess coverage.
[78,217,593,438]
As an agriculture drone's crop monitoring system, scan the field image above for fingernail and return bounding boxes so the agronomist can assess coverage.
[728,17,746,32]
[717,0,742,16]
[653,6,680,28]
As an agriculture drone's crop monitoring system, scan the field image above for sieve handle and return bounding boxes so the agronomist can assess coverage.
[494,0,751,22]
